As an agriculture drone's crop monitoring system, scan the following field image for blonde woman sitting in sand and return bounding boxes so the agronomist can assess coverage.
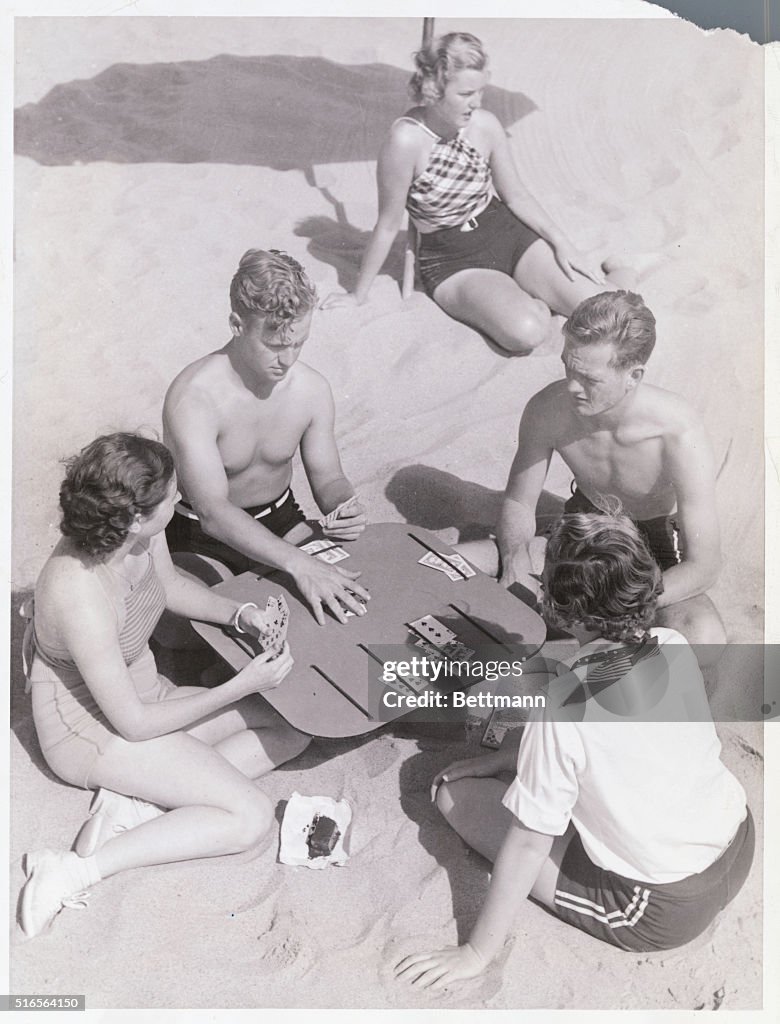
[323,31,644,355]
[19,433,309,938]
[396,510,753,989]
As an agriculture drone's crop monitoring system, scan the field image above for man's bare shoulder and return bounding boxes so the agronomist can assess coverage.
[636,383,705,436]
[166,349,230,397]
[290,361,334,402]
[161,350,232,434]
[523,381,571,423]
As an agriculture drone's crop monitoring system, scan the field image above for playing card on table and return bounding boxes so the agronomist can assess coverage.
[341,595,368,618]
[316,546,349,564]
[300,539,350,563]
[408,615,458,648]
[385,664,428,694]
[419,551,461,581]
[442,640,475,661]
[442,552,476,579]
[382,672,419,698]
[410,634,446,662]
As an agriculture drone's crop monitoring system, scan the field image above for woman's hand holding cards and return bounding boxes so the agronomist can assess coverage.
[244,643,292,692]
[238,642,294,696]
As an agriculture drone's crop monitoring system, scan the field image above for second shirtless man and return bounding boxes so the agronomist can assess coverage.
[163,248,370,626]
[463,289,726,657]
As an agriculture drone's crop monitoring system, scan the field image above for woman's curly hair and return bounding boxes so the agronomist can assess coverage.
[541,505,664,643]
[59,433,175,558]
[229,249,317,341]
[409,32,487,105]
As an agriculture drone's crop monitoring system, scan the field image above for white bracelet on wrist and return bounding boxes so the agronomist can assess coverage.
[231,602,258,634]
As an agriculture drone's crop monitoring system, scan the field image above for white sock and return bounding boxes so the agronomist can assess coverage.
[68,851,101,888]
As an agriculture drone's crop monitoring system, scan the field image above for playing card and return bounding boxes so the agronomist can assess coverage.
[341,595,368,618]
[481,711,530,749]
[419,551,461,581]
[255,594,289,659]
[383,672,421,697]
[408,615,458,648]
[410,634,446,662]
[300,539,350,563]
[318,495,361,530]
[442,640,475,661]
[443,552,476,578]
[316,546,349,564]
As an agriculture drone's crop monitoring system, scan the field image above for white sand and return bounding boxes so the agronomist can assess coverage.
[10,14,764,1011]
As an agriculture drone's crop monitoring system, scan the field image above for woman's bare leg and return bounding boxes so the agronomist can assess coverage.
[87,730,276,878]
[512,239,636,316]
[172,687,310,778]
[432,268,552,355]
[436,776,574,910]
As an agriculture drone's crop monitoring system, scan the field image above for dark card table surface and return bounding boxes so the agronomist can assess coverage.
[193,523,547,737]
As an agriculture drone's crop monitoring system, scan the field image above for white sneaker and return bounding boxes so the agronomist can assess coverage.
[74,788,164,857]
[20,850,92,938]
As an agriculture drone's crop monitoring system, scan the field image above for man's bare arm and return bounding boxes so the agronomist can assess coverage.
[299,374,367,540]
[497,395,555,589]
[658,418,721,608]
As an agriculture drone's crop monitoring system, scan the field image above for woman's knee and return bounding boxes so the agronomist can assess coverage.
[435,779,466,822]
[229,790,274,852]
[494,301,551,355]
[282,725,311,762]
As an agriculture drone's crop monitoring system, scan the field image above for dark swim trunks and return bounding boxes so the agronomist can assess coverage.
[553,810,754,952]
[165,488,306,575]
[417,196,542,297]
[564,488,683,572]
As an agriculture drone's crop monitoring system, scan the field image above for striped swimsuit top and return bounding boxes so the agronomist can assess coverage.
[31,552,166,671]
[399,116,493,230]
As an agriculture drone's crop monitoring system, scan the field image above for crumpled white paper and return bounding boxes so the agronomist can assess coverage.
[279,791,352,869]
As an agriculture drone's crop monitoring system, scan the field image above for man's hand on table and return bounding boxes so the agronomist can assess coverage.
[291,554,371,626]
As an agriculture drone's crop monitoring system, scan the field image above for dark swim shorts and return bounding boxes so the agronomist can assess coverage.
[553,810,754,952]
[165,488,306,575]
[564,488,683,572]
[416,197,542,297]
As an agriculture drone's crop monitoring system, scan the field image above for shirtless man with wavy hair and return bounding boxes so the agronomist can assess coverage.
[163,249,369,628]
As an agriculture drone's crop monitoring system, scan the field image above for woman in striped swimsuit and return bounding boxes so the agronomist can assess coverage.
[323,32,641,355]
[19,433,309,938]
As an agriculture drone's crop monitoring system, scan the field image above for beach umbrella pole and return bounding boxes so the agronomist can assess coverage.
[402,17,435,299]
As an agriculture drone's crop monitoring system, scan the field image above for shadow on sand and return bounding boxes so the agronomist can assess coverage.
[15,54,536,169]
[385,464,567,544]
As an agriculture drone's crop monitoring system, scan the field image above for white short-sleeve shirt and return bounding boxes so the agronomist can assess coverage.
[502,629,747,884]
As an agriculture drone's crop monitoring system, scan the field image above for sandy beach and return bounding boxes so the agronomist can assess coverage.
[10,11,765,1011]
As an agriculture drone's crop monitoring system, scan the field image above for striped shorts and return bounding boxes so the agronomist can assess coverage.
[553,811,754,951]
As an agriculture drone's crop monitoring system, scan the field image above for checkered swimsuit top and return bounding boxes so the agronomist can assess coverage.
[399,116,493,230]
[29,553,166,674]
